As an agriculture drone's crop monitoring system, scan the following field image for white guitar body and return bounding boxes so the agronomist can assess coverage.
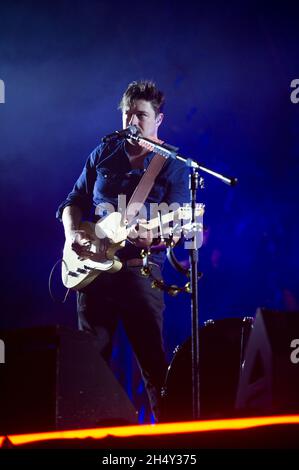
[62,215,126,290]
[62,205,204,290]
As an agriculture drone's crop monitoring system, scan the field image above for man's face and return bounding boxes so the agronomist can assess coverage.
[122,99,163,139]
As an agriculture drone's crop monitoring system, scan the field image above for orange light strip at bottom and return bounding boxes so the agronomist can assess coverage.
[1,415,299,447]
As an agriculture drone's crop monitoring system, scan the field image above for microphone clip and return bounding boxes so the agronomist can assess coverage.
[102,125,140,143]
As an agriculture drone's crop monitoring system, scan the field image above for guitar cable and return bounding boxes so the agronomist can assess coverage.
[48,258,70,303]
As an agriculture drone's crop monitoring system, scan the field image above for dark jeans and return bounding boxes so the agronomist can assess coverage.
[77,265,167,422]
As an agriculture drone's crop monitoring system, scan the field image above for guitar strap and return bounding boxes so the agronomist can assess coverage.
[124,151,166,225]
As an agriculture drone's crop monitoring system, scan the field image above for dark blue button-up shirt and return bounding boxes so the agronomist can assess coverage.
[57,139,190,266]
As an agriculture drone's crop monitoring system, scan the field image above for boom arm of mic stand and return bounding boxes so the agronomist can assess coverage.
[128,133,238,187]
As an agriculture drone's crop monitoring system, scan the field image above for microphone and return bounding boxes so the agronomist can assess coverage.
[102,125,140,143]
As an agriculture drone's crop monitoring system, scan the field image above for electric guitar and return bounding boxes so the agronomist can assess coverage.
[62,204,204,290]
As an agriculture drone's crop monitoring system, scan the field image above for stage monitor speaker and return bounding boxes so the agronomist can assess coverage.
[236,308,299,415]
[161,316,253,421]
[0,325,138,434]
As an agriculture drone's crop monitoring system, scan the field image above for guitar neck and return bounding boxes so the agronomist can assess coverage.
[138,205,203,231]
[141,210,180,231]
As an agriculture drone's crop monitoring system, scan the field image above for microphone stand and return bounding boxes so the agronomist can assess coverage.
[127,132,238,420]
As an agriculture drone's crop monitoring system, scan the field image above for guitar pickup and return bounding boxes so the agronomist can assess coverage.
[67,271,79,277]
[83,265,93,270]
[77,268,87,274]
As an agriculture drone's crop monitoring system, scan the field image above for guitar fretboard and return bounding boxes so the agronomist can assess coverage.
[140,206,203,230]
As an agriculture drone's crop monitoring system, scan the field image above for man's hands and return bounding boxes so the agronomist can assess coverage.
[66,229,94,257]
[65,229,109,262]
[62,207,107,261]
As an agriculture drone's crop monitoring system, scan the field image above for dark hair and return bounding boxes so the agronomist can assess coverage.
[119,80,165,115]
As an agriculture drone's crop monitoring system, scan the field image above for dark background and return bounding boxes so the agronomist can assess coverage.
[0,0,298,421]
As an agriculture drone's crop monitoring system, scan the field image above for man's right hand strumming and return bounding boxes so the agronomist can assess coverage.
[62,206,93,258]
[66,229,94,258]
